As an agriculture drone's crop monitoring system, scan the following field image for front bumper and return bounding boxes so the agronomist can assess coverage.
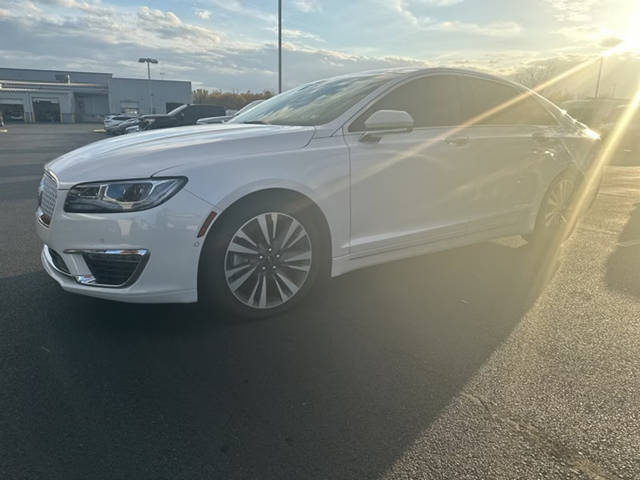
[37,188,217,303]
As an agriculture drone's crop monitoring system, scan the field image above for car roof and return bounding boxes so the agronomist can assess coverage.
[317,66,519,84]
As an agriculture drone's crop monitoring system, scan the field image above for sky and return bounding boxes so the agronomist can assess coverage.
[0,0,639,95]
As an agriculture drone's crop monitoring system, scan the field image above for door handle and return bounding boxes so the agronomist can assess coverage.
[445,136,469,146]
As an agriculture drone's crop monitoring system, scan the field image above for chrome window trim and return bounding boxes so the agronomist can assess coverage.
[341,71,563,135]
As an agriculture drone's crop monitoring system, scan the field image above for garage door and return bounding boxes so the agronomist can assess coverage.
[33,99,61,123]
[0,99,26,123]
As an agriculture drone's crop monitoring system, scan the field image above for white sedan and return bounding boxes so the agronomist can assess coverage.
[36,68,601,317]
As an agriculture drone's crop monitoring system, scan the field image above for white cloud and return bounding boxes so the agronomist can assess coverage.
[542,0,598,22]
[386,0,518,36]
[206,0,274,23]
[426,20,522,37]
[293,0,322,13]
[195,9,211,20]
[388,0,425,25]
[266,26,324,43]
[556,24,625,51]
[136,6,222,46]
[421,0,464,5]
[2,0,637,100]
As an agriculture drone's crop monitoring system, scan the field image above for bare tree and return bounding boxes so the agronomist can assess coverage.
[514,63,560,90]
[192,89,274,110]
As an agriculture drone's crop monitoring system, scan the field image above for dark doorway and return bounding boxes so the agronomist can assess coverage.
[0,104,25,123]
[166,102,183,113]
[33,100,61,123]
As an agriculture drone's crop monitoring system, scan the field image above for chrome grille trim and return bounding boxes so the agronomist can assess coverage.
[38,172,58,226]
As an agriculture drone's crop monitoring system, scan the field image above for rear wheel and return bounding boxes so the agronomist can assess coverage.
[199,195,326,318]
[528,173,579,245]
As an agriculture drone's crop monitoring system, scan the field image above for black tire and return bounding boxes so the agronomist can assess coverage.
[527,171,579,246]
[198,193,328,319]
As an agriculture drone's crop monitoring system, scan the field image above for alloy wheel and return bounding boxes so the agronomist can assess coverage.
[543,178,575,228]
[224,212,313,309]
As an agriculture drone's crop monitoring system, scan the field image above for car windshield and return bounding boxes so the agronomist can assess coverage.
[167,104,187,115]
[230,72,402,126]
[234,100,263,116]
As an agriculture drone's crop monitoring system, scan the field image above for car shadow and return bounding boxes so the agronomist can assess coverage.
[605,201,640,298]
[0,239,560,480]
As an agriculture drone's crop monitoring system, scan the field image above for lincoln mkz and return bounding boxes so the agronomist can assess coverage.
[36,68,601,317]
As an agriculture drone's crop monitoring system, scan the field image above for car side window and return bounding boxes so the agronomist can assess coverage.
[183,107,198,121]
[349,75,462,132]
[459,77,557,126]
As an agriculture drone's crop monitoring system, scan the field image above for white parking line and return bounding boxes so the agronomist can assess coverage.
[0,175,41,184]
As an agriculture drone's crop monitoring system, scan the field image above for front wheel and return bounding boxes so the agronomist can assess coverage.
[199,197,326,318]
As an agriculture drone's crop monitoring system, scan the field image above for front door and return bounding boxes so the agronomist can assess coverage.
[344,75,477,256]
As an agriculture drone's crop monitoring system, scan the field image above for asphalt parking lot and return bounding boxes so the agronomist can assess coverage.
[2,123,640,479]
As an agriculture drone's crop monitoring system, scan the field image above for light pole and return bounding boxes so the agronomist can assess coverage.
[278,0,282,93]
[594,56,604,98]
[138,57,158,113]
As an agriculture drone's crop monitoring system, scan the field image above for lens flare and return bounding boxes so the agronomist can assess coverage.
[564,81,640,247]
[623,10,640,50]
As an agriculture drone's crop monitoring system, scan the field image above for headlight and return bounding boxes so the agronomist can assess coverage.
[64,177,187,213]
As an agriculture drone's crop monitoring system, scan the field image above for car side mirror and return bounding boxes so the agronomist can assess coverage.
[361,110,414,142]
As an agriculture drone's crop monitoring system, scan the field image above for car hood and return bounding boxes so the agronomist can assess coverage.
[46,123,316,188]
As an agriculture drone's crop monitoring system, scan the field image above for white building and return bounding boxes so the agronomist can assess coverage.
[0,68,192,123]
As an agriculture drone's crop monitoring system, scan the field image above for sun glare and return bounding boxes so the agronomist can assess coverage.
[623,10,640,50]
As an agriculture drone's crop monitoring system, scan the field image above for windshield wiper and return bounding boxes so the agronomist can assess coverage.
[241,120,268,125]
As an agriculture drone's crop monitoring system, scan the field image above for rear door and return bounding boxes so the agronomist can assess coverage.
[456,76,565,232]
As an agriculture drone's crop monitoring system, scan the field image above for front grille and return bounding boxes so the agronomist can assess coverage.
[38,172,58,226]
[48,248,70,274]
[83,252,146,286]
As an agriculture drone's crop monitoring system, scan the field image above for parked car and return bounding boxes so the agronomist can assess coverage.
[560,98,628,131]
[598,105,640,161]
[125,125,141,134]
[8,112,24,122]
[196,100,265,125]
[107,116,140,135]
[139,104,225,131]
[36,68,601,318]
[104,114,137,134]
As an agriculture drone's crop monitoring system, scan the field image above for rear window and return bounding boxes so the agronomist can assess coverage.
[198,105,225,116]
[459,77,557,126]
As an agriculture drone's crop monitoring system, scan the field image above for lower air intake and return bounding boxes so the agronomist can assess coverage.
[82,250,148,287]
[48,248,70,274]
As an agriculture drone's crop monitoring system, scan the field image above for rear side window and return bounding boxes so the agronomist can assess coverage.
[202,105,225,116]
[349,75,462,132]
[459,77,557,126]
